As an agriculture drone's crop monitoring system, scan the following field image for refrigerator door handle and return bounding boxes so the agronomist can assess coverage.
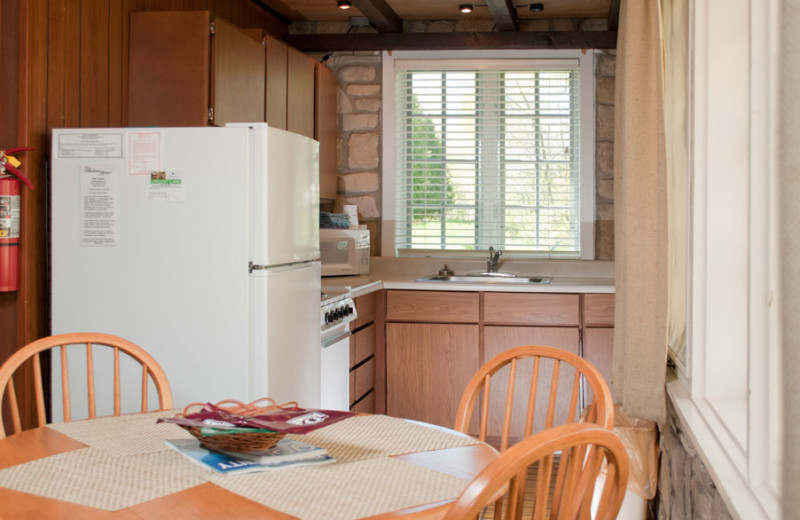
[250,260,319,273]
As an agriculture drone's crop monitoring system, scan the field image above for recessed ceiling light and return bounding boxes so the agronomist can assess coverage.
[459,4,474,14]
[529,3,544,12]
[338,0,352,9]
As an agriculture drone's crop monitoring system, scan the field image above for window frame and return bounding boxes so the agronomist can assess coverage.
[381,50,595,259]
[667,0,782,518]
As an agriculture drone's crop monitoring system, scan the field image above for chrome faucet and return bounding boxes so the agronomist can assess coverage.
[487,246,503,273]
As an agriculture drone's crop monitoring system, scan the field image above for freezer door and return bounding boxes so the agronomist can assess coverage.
[250,261,322,407]
[248,125,320,267]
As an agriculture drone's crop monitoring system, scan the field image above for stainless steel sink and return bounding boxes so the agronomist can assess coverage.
[415,274,551,284]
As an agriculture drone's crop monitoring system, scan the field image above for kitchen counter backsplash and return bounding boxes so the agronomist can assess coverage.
[322,256,615,296]
[369,256,614,279]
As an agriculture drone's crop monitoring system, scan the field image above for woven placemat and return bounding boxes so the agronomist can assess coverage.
[0,448,206,511]
[286,415,479,463]
[206,456,469,520]
[47,410,191,457]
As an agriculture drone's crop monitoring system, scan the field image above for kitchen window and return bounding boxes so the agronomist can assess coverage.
[667,0,782,517]
[381,51,595,258]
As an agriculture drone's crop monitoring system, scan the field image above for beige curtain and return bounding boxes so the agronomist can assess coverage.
[662,0,688,366]
[780,0,799,515]
[612,0,668,423]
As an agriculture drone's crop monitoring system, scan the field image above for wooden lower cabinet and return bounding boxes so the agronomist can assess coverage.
[582,327,614,404]
[482,326,580,441]
[382,290,615,435]
[350,293,379,413]
[386,323,479,429]
[352,390,376,413]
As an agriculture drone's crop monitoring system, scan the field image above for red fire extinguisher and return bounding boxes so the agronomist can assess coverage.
[0,147,34,292]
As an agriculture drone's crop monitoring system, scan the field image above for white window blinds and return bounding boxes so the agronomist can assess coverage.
[394,61,582,257]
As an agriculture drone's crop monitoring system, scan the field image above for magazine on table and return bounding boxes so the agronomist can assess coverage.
[217,437,328,463]
[166,438,334,474]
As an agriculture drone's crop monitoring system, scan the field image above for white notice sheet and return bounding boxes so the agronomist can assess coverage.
[57,133,123,158]
[80,165,117,247]
[128,131,162,176]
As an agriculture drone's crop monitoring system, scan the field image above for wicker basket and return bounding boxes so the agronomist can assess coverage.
[178,398,297,452]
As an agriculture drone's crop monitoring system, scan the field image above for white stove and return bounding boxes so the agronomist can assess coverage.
[319,286,356,411]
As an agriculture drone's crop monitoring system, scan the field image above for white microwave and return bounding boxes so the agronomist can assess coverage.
[320,229,370,277]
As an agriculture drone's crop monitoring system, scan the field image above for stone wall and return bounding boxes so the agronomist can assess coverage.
[657,398,735,519]
[595,51,616,260]
[295,21,615,259]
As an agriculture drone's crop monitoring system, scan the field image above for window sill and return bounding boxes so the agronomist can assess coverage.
[666,380,778,519]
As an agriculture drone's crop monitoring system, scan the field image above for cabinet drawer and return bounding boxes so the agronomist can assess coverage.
[386,290,479,323]
[354,357,375,401]
[352,324,376,366]
[582,294,615,327]
[352,390,376,413]
[484,293,580,326]
[354,293,377,329]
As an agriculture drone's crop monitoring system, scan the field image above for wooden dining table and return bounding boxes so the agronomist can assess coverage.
[0,411,497,520]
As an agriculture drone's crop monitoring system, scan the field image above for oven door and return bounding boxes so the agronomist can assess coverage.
[321,327,351,411]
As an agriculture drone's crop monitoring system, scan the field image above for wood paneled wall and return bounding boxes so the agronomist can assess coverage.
[0,0,285,433]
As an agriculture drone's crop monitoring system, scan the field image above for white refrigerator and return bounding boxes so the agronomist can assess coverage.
[50,124,321,420]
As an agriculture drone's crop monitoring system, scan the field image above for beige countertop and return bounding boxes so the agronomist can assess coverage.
[322,257,615,297]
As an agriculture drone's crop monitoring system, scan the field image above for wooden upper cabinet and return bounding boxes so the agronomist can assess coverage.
[128,11,265,127]
[264,36,288,130]
[316,63,338,201]
[286,47,315,138]
[210,18,265,126]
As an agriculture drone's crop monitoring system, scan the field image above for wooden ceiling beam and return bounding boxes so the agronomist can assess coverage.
[608,0,621,31]
[285,31,618,51]
[352,0,403,32]
[486,0,519,31]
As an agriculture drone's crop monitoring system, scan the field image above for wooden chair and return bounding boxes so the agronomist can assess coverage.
[454,345,614,452]
[442,423,629,520]
[0,332,173,438]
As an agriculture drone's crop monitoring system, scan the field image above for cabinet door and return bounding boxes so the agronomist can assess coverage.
[286,47,315,138]
[209,18,265,126]
[265,36,288,130]
[128,11,211,126]
[583,327,615,404]
[482,326,580,441]
[386,323,479,428]
[316,63,338,201]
